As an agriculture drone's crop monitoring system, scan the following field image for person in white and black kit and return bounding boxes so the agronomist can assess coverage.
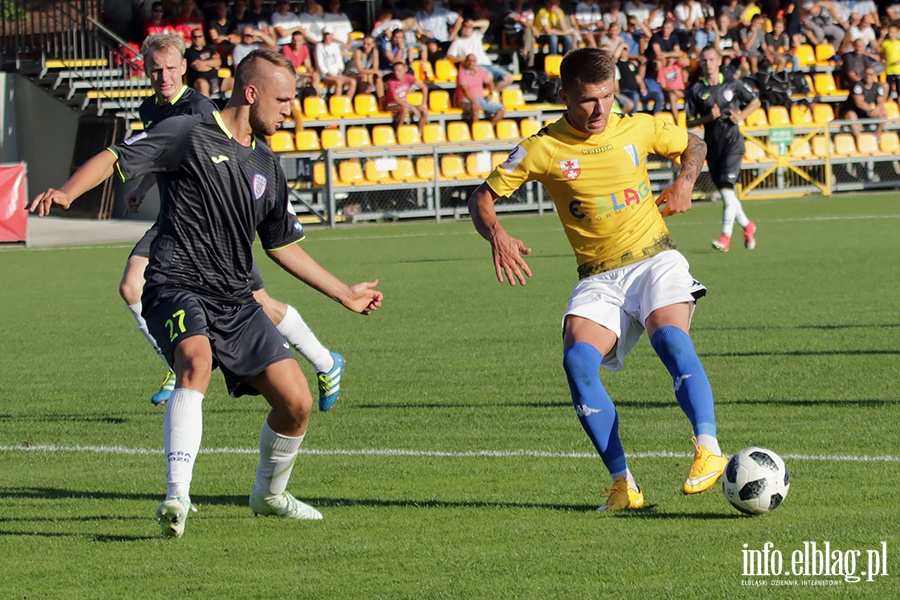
[29,49,384,538]
[685,47,761,253]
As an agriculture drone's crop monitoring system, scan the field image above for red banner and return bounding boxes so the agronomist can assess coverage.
[0,163,27,243]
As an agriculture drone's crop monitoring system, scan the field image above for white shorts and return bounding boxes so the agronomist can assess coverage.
[563,250,707,372]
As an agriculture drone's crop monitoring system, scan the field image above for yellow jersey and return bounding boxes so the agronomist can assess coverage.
[881,38,900,76]
[485,112,689,278]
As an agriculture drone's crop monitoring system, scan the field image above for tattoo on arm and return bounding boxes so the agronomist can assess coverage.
[678,133,707,186]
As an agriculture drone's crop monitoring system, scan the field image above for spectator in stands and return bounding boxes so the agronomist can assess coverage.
[713,13,742,77]
[282,30,320,89]
[782,1,805,47]
[416,0,463,60]
[455,53,506,125]
[764,18,796,72]
[604,0,629,29]
[503,0,537,70]
[185,28,228,97]
[382,62,429,134]
[572,0,603,48]
[623,15,650,60]
[232,25,276,66]
[694,17,717,54]
[271,0,304,48]
[534,0,574,56]
[350,35,385,96]
[675,0,705,32]
[206,1,238,57]
[297,0,326,45]
[741,13,767,74]
[601,23,631,62]
[171,0,204,44]
[842,37,883,88]
[243,0,273,31]
[881,24,900,99]
[853,0,880,27]
[718,0,743,24]
[323,0,356,51]
[801,1,845,47]
[382,27,421,67]
[316,27,357,98]
[617,57,665,113]
[624,1,654,27]
[446,20,514,92]
[103,0,138,42]
[840,66,888,139]
[144,2,176,39]
[846,13,877,50]
[649,20,689,119]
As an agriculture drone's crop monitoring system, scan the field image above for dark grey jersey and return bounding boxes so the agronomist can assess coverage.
[111,112,305,304]
[685,74,758,143]
[138,85,217,129]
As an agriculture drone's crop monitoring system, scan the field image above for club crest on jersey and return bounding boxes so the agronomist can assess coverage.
[624,144,639,168]
[723,89,734,102]
[560,159,581,180]
[252,174,267,200]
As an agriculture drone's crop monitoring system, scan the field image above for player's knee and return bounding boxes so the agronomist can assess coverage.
[563,342,604,382]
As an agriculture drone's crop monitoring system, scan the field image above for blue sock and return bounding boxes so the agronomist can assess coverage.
[650,326,717,438]
[563,342,627,474]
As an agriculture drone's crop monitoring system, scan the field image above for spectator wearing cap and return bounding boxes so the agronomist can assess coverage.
[316,27,357,98]
[454,53,505,126]
[445,19,513,92]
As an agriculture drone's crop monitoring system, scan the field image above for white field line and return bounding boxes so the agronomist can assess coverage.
[0,444,897,463]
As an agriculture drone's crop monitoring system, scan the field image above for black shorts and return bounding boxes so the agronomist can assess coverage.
[706,144,744,189]
[130,223,159,259]
[143,289,294,397]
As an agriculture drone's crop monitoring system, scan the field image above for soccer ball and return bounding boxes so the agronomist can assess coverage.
[722,447,790,515]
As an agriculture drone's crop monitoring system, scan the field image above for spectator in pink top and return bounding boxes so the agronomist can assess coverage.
[454,54,505,125]
[383,62,430,134]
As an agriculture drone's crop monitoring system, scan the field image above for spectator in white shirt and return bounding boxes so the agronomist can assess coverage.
[446,19,513,91]
[298,0,326,44]
[315,27,357,97]
[270,0,303,47]
[416,0,463,59]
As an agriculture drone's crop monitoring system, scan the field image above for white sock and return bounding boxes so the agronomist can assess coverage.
[721,188,749,234]
[610,469,637,489]
[127,302,171,370]
[164,388,204,498]
[276,305,333,372]
[252,422,304,498]
[696,434,722,456]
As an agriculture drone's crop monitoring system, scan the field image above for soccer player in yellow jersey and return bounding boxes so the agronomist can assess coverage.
[469,48,728,511]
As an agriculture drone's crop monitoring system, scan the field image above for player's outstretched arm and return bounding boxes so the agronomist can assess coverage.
[656,133,706,218]
[468,182,532,286]
[267,244,383,315]
[29,150,118,216]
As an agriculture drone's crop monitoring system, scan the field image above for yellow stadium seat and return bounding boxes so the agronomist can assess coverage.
[447,121,472,143]
[304,95,328,119]
[492,152,508,168]
[364,158,394,183]
[767,106,791,127]
[415,156,437,180]
[371,125,397,147]
[811,135,832,158]
[269,130,295,152]
[884,100,900,119]
[392,157,420,182]
[471,121,496,141]
[856,133,882,155]
[354,93,387,117]
[790,103,814,126]
[813,103,835,124]
[544,54,562,77]
[789,139,813,159]
[320,128,346,149]
[295,129,320,151]
[422,122,446,144]
[744,107,768,128]
[396,124,422,145]
[520,118,542,138]
[429,89,461,114]
[502,88,526,111]
[440,154,467,179]
[346,126,372,148]
[313,162,335,186]
[411,60,434,82]
[349,30,364,41]
[329,95,355,118]
[743,141,768,162]
[495,119,520,140]
[218,67,232,79]
[406,90,424,106]
[880,131,900,154]
[815,43,836,65]
[833,133,859,157]
[338,159,364,185]
[814,73,838,96]
[434,59,458,83]
[795,44,816,68]
[466,152,495,177]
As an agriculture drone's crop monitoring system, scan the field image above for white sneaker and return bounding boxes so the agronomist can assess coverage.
[155,495,196,538]
[249,492,323,520]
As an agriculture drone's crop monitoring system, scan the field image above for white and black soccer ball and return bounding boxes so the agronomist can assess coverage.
[722,447,790,515]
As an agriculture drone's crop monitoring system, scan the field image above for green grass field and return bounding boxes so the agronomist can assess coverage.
[1,192,898,599]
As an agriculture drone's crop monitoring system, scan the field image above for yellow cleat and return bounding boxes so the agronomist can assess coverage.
[683,437,728,494]
[597,478,645,512]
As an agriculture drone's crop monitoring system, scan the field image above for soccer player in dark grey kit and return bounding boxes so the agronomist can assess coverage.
[124,34,346,411]
[30,49,383,538]
[685,47,760,253]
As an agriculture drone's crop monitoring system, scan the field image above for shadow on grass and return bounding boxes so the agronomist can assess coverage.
[0,529,154,542]
[0,414,128,424]
[352,398,891,410]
